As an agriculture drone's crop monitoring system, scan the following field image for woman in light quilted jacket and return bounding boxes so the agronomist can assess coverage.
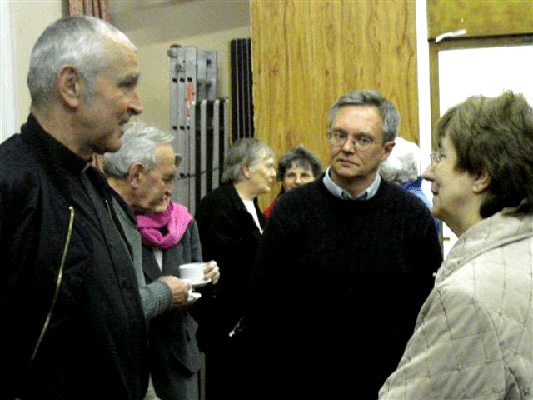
[379,91,533,400]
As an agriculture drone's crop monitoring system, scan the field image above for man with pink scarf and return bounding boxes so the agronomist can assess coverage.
[103,120,219,400]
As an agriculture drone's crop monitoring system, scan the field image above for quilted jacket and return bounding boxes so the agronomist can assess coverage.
[379,211,533,400]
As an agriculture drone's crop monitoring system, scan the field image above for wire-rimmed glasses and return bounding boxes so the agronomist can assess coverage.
[327,131,375,149]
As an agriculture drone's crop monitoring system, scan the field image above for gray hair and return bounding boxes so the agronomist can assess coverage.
[380,137,421,183]
[27,16,136,108]
[328,90,400,142]
[277,146,322,181]
[221,138,275,184]
[103,120,174,178]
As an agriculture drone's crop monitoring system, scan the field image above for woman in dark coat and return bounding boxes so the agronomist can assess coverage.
[195,137,276,399]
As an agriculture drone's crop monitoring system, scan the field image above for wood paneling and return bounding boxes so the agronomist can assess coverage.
[251,0,418,208]
[428,0,533,40]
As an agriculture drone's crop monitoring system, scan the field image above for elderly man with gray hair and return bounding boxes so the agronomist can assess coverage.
[0,16,146,398]
[103,120,219,400]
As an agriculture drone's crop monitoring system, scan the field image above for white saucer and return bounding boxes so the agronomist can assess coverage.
[191,279,211,288]
[187,291,202,302]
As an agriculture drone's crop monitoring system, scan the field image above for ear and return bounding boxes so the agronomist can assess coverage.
[472,170,491,194]
[241,162,252,179]
[381,141,396,162]
[57,65,84,108]
[127,163,145,189]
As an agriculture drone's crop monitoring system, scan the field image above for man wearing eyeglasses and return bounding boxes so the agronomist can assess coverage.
[243,90,442,400]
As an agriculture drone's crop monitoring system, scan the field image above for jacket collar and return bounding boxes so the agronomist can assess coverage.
[400,177,423,191]
[225,183,249,211]
[436,211,533,284]
[110,186,137,225]
[21,114,87,175]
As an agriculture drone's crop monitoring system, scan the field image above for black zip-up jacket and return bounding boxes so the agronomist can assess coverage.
[0,115,148,399]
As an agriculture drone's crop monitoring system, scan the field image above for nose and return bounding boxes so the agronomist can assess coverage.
[129,90,143,115]
[339,137,356,152]
[295,175,302,185]
[164,186,174,199]
[421,163,433,182]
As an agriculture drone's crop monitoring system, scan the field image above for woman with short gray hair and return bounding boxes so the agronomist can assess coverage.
[380,137,440,234]
[221,137,275,184]
[194,137,276,399]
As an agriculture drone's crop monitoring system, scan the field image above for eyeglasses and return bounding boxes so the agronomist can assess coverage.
[327,131,375,149]
[430,152,443,165]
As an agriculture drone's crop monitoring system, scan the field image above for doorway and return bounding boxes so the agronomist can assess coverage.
[430,36,533,255]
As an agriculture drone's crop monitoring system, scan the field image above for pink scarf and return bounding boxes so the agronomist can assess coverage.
[137,202,193,249]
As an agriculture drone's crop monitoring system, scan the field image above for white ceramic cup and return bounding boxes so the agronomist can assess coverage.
[179,262,205,284]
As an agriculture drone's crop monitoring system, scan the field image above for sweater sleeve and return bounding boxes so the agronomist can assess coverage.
[139,281,173,322]
[378,285,505,400]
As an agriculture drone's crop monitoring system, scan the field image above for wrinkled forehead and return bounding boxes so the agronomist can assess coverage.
[152,145,178,170]
[252,150,273,165]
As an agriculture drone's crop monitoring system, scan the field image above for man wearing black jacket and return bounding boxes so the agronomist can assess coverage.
[0,16,147,399]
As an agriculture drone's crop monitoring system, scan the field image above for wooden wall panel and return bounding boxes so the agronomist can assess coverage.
[251,0,418,209]
[428,0,533,40]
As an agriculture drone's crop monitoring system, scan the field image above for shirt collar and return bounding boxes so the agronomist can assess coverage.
[322,167,381,200]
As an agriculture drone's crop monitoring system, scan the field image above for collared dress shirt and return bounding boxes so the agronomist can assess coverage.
[322,166,381,200]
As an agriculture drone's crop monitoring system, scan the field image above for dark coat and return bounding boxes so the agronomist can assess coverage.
[194,184,266,347]
[142,221,204,398]
[0,115,148,399]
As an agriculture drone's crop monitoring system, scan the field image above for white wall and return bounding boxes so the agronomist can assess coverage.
[6,0,250,134]
[11,0,63,130]
[1,1,17,142]
[109,0,250,130]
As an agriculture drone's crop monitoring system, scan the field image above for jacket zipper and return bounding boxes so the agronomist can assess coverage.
[29,206,75,364]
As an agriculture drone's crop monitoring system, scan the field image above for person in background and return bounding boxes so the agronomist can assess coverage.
[243,90,442,399]
[379,91,533,399]
[263,145,322,217]
[194,137,276,399]
[380,136,440,233]
[103,120,220,400]
[0,16,147,399]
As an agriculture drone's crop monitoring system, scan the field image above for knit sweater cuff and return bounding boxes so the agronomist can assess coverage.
[140,281,174,322]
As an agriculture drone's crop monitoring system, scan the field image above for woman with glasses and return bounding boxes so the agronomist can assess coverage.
[263,145,322,217]
[380,90,533,399]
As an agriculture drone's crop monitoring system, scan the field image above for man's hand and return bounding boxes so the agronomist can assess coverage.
[158,276,191,308]
[204,261,220,284]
